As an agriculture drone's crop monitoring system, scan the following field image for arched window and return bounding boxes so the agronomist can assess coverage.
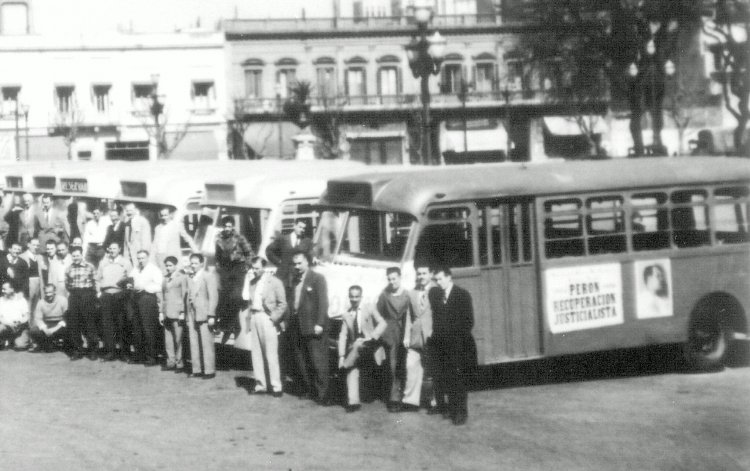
[472,52,497,93]
[441,53,464,94]
[377,55,401,97]
[242,59,265,98]
[345,57,368,100]
[275,58,299,99]
[314,57,337,99]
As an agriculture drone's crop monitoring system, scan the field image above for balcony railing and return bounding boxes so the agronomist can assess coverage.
[234,89,559,116]
[48,109,119,128]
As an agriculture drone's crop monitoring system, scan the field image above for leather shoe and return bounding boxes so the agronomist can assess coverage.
[387,402,402,413]
[143,359,158,367]
[127,357,144,365]
[427,406,446,416]
[317,397,335,407]
[100,353,115,362]
[202,373,216,380]
[250,389,266,395]
[452,414,468,426]
[161,364,175,371]
[87,351,98,361]
[69,352,83,361]
[271,391,283,398]
[345,404,361,413]
[399,403,420,413]
[188,372,204,378]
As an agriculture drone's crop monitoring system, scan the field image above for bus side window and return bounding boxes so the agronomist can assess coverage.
[631,192,670,251]
[671,190,710,248]
[714,186,750,244]
[544,198,584,258]
[477,204,501,265]
[586,196,626,255]
[416,223,474,268]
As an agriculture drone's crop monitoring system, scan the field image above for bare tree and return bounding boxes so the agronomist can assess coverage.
[702,0,750,155]
[663,67,698,155]
[55,107,84,160]
[138,109,191,159]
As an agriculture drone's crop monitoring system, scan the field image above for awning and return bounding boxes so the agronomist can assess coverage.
[543,116,607,136]
[440,118,509,153]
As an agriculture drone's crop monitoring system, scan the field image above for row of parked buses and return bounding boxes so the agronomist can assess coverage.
[0,157,747,372]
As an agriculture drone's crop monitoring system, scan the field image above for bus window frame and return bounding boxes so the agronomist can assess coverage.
[416,203,479,272]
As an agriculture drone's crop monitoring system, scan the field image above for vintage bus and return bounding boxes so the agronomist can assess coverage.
[199,160,367,265]
[315,157,750,370]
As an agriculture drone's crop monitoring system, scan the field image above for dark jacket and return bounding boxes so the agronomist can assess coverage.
[428,284,477,369]
[265,233,314,288]
[290,269,329,337]
[0,253,30,298]
[103,220,126,251]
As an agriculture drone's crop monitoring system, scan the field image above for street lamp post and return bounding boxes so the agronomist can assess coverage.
[14,99,20,161]
[22,104,29,161]
[150,73,164,158]
[405,4,446,166]
[457,78,471,156]
[501,85,512,161]
[275,83,284,159]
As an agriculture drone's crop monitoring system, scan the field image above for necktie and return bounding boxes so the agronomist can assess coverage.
[443,291,448,304]
[352,310,359,336]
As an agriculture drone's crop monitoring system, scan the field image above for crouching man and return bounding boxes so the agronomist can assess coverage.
[0,281,30,350]
[338,285,387,412]
[29,283,68,352]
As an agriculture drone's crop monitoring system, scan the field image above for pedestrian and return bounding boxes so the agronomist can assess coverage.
[97,241,132,362]
[36,194,70,248]
[64,245,99,361]
[82,206,111,267]
[185,253,217,379]
[401,264,434,412]
[427,267,476,426]
[214,216,252,336]
[0,281,30,350]
[287,249,330,404]
[123,203,152,268]
[151,207,196,271]
[243,256,287,396]
[28,283,68,353]
[161,255,186,372]
[129,249,163,366]
[0,241,30,299]
[338,285,387,413]
[376,266,410,412]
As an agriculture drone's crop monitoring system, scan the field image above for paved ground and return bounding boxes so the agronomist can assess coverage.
[1,345,748,471]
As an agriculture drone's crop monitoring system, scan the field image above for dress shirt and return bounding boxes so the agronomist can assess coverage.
[34,296,68,326]
[293,274,304,312]
[83,216,111,247]
[98,255,132,291]
[65,261,97,290]
[152,219,193,256]
[131,263,163,294]
[349,306,363,336]
[242,273,267,312]
[0,296,29,325]
[442,285,453,303]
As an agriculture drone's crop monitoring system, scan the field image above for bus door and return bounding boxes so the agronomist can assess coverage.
[475,199,541,363]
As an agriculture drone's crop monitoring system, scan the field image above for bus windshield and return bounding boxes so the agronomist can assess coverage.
[318,209,415,263]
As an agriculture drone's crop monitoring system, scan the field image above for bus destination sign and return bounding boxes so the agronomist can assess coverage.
[61,179,88,193]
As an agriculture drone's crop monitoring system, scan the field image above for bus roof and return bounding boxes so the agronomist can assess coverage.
[322,157,750,216]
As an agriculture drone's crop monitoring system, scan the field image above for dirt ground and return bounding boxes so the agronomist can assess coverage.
[1,345,748,470]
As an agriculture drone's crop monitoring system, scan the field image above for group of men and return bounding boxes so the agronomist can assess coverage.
[0,201,477,425]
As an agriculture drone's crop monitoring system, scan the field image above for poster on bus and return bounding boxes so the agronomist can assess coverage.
[545,263,624,334]
[633,259,673,319]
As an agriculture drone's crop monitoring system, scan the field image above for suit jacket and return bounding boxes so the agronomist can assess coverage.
[17,206,36,247]
[35,208,70,248]
[124,215,152,266]
[338,303,387,358]
[162,271,187,320]
[0,253,30,297]
[290,269,328,336]
[265,233,314,287]
[103,221,126,251]
[19,251,44,280]
[406,286,433,351]
[241,273,287,323]
[428,284,476,368]
[186,269,218,323]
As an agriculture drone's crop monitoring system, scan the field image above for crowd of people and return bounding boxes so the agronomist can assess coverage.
[0,195,477,426]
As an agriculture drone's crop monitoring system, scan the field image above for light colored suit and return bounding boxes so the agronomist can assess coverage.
[186,269,217,374]
[403,286,434,407]
[35,208,70,248]
[337,303,387,406]
[124,215,152,267]
[162,271,186,369]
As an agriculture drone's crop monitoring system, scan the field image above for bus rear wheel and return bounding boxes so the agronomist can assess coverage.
[683,309,732,371]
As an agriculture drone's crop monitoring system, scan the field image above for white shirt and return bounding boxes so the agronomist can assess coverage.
[0,295,29,325]
[83,216,112,248]
[130,263,163,294]
[152,219,193,256]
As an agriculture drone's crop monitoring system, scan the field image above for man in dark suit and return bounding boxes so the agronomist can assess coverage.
[0,241,30,298]
[287,249,330,403]
[103,209,126,252]
[35,194,70,248]
[265,219,314,288]
[428,266,476,426]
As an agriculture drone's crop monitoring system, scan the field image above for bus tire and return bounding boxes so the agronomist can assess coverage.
[683,302,732,371]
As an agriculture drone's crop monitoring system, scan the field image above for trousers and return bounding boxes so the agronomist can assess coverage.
[66,288,98,353]
[164,319,184,368]
[133,292,160,361]
[288,316,329,400]
[187,319,215,374]
[249,312,281,393]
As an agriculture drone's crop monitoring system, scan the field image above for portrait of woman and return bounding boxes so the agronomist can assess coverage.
[636,261,672,319]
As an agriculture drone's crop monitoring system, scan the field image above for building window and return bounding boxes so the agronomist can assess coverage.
[441,63,463,94]
[55,86,75,114]
[276,68,296,99]
[92,84,111,113]
[1,86,19,115]
[244,69,262,98]
[475,62,495,92]
[349,137,402,165]
[132,83,155,112]
[345,67,366,97]
[316,66,336,100]
[191,81,215,110]
[1,2,28,35]
[378,66,400,96]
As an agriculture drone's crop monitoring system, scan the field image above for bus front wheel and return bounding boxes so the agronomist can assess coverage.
[683,306,732,371]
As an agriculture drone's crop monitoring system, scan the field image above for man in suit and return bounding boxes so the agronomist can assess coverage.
[338,285,387,412]
[129,249,163,366]
[151,207,196,271]
[185,253,217,379]
[103,209,126,250]
[160,255,186,371]
[376,266,411,412]
[17,193,36,248]
[428,267,476,426]
[123,203,152,268]
[287,249,329,403]
[243,256,287,396]
[0,241,30,299]
[265,219,313,288]
[35,195,70,248]
[401,264,434,412]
